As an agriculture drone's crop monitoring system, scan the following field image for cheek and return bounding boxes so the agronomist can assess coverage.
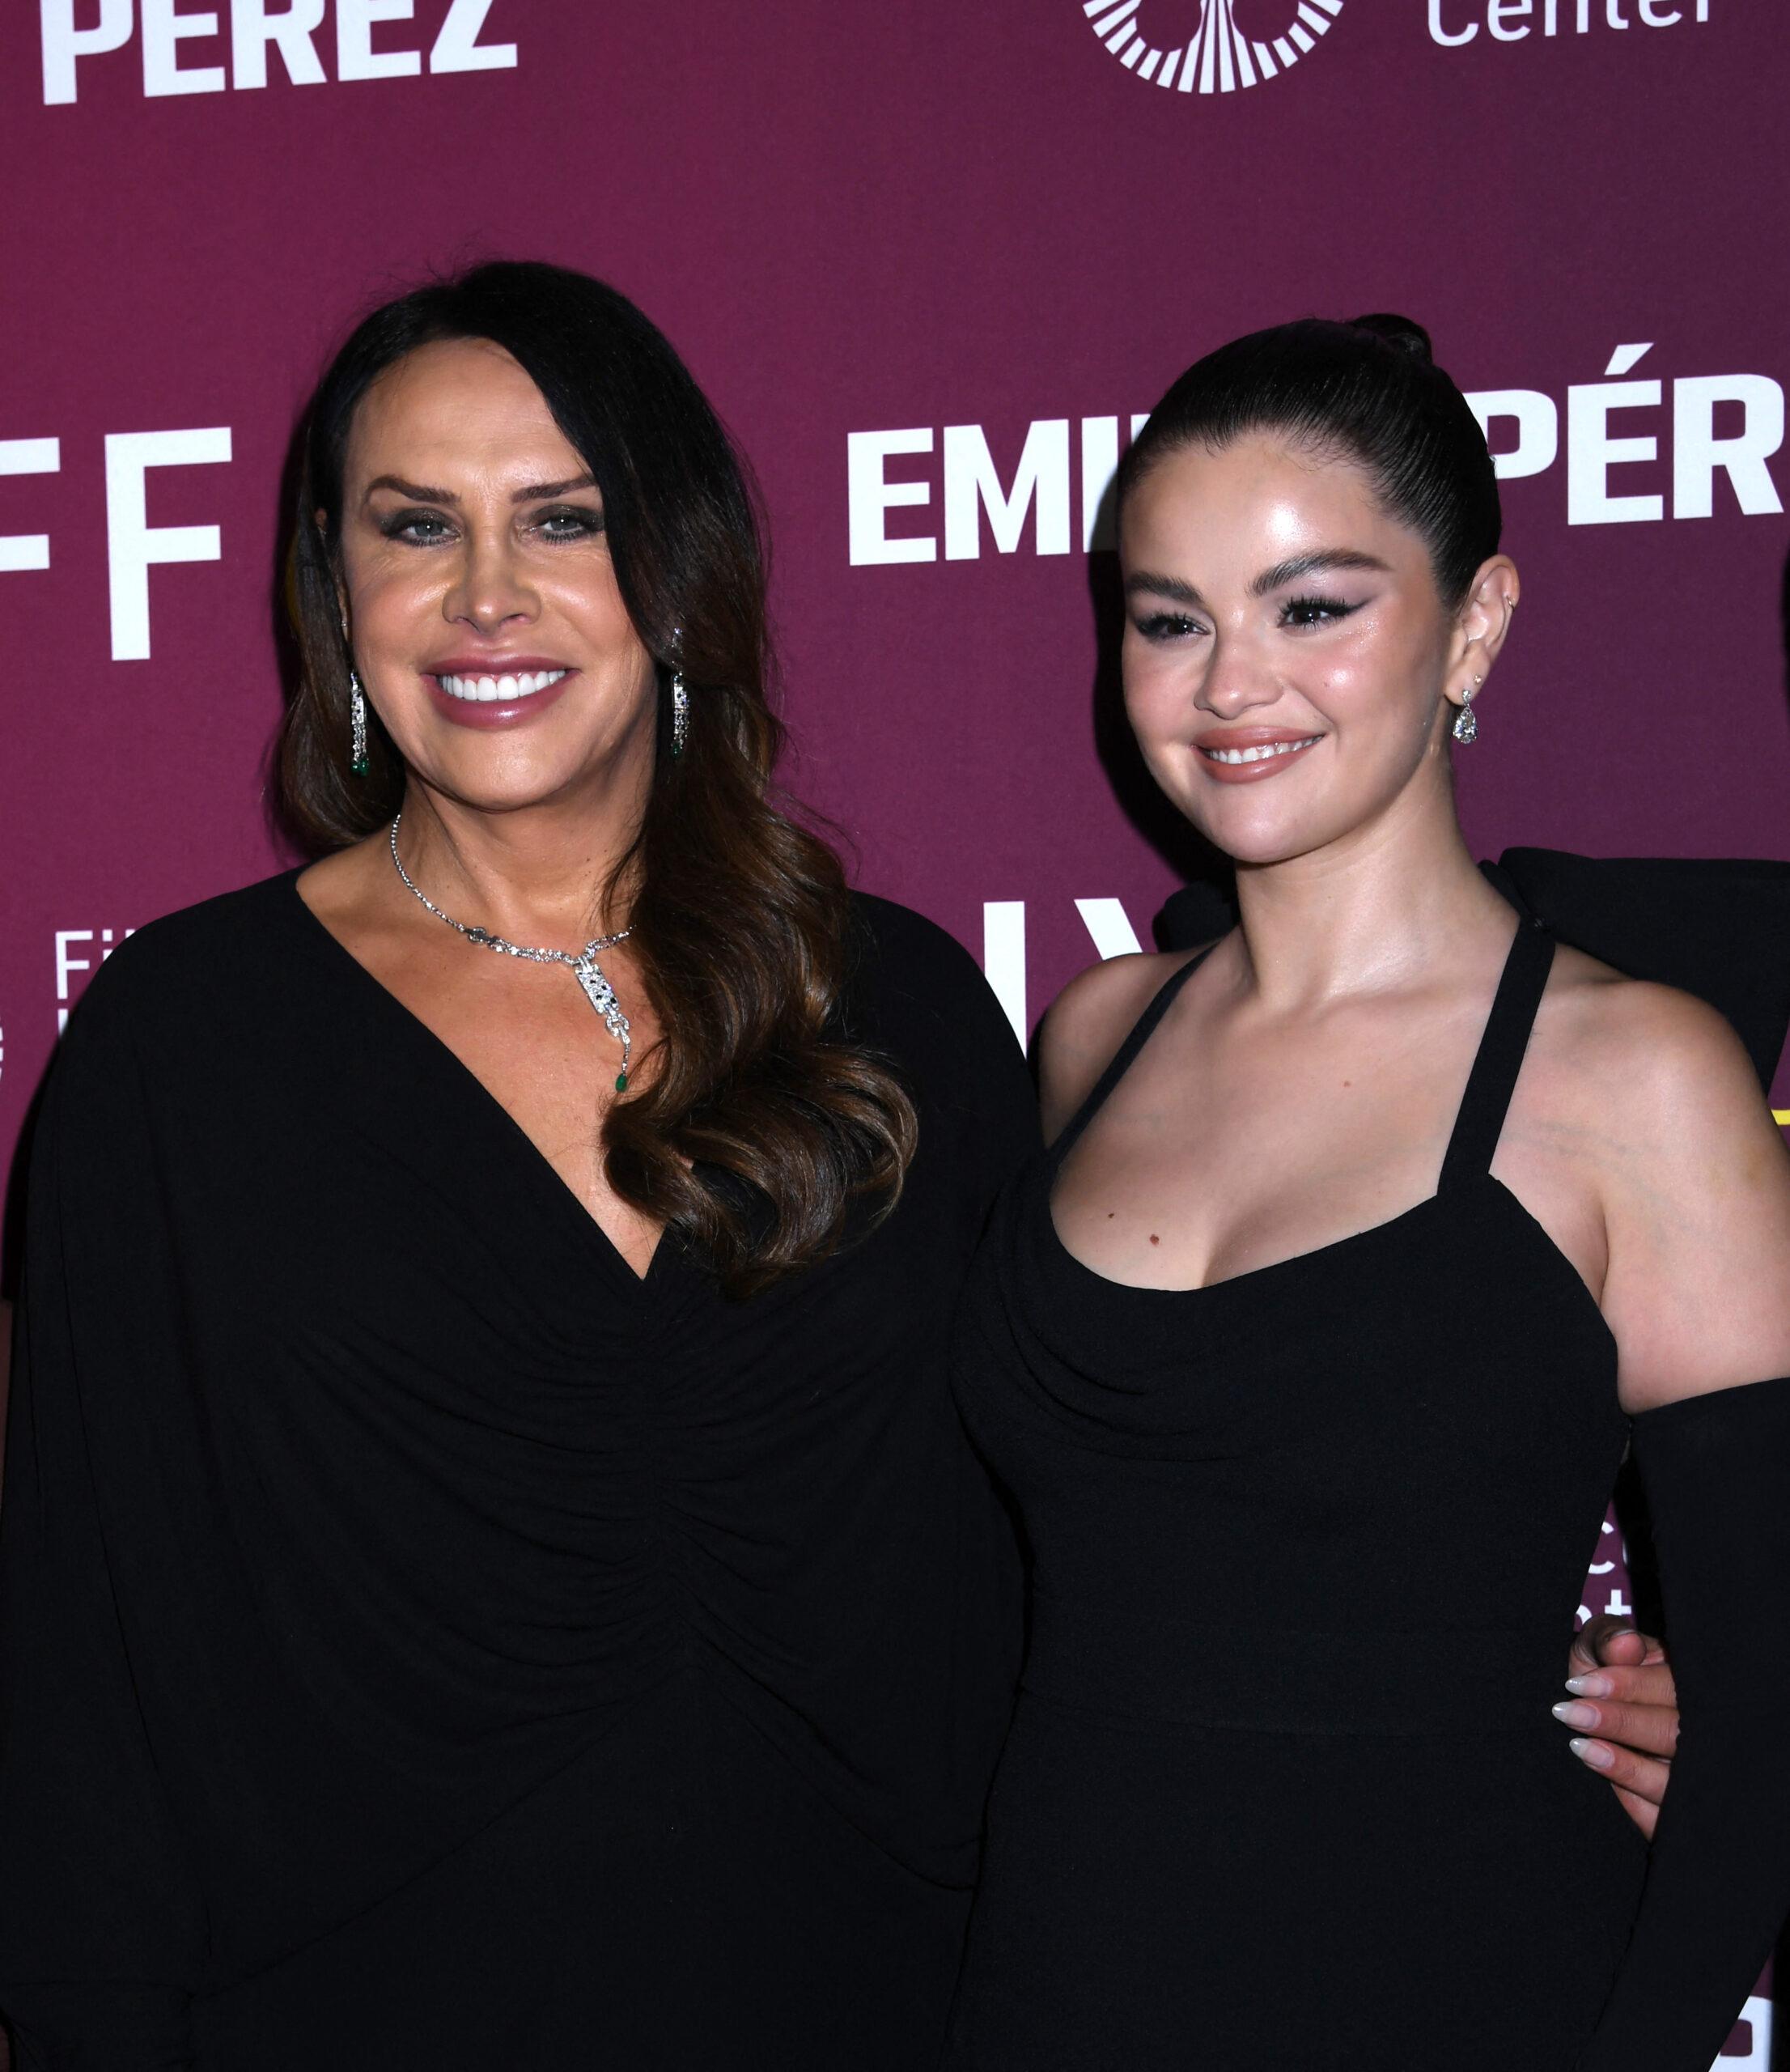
[1122,643,1192,739]
[543,558,641,652]
[345,547,442,637]
[1309,618,1433,728]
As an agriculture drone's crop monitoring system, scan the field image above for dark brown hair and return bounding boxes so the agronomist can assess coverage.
[1119,314,1500,609]
[281,260,916,1297]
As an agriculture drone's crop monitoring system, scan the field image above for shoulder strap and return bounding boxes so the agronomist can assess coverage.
[1049,949,1215,1168]
[1439,919,1557,1191]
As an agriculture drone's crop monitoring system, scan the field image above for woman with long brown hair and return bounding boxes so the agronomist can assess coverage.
[0,261,1035,2069]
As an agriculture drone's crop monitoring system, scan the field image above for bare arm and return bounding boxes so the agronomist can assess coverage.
[1597,985,1790,1412]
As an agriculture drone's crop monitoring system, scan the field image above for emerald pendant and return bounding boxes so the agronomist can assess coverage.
[615,1072,629,1093]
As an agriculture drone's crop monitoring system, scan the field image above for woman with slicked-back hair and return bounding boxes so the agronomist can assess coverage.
[946,315,1790,2069]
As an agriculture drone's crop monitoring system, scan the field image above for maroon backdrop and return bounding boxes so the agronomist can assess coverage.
[2,2,1786,2060]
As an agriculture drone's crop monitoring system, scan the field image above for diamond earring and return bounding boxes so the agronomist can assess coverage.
[350,669,369,776]
[1453,674,1482,746]
[670,631,689,761]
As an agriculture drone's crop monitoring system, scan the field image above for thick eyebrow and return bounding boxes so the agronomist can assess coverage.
[365,473,454,503]
[362,473,598,505]
[511,474,598,503]
[1124,571,1207,609]
[1250,549,1389,596]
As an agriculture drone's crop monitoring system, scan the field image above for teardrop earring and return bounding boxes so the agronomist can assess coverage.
[1453,674,1482,745]
[350,670,369,777]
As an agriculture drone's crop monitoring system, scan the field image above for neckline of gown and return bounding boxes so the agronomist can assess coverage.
[278,866,673,1295]
[1037,1166,1605,1342]
[1036,918,1613,1344]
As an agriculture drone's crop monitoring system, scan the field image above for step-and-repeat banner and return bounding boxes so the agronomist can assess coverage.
[2,2,1785,2061]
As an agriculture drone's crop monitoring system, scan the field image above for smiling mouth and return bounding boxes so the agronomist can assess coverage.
[1201,737,1321,766]
[434,669,568,704]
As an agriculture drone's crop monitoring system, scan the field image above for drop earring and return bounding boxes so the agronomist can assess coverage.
[350,670,369,776]
[669,631,689,760]
[1453,674,1482,745]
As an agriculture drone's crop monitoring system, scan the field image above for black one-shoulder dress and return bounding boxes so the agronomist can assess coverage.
[948,915,1790,2070]
[0,874,1035,2071]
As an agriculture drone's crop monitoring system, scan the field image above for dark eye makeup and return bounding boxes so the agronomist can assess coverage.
[380,508,454,545]
[1129,594,1365,641]
[1133,610,1203,642]
[374,503,607,546]
[532,504,606,540]
[1280,593,1362,627]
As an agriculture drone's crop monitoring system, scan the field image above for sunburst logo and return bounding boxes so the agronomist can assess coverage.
[1084,0,1347,91]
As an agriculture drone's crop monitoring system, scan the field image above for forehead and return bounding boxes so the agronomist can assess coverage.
[1121,434,1418,570]
[345,338,580,478]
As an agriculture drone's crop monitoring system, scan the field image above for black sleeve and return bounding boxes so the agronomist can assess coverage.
[1573,1377,1790,2070]
[846,893,1040,1212]
[0,975,206,2066]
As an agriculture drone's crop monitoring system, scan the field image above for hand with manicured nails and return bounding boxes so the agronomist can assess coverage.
[1562,1615,1679,1838]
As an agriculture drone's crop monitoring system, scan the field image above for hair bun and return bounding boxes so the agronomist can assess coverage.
[1348,312,1434,363]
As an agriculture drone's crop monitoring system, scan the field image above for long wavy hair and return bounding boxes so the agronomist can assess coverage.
[281,260,917,1298]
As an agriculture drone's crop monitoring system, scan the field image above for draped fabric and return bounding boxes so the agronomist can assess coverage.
[0,877,1034,2070]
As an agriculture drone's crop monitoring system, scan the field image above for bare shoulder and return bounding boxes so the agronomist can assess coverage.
[1037,945,1212,1144]
[1539,941,1767,1142]
[1538,945,1790,1409]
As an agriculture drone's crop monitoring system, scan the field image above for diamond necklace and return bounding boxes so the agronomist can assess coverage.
[388,813,635,1092]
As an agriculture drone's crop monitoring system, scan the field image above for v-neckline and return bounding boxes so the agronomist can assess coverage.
[284,869,669,1290]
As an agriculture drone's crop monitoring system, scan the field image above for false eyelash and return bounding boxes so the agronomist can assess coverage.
[533,507,606,538]
[1282,593,1359,625]
[380,510,453,543]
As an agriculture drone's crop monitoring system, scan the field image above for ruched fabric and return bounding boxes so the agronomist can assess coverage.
[0,875,1034,2070]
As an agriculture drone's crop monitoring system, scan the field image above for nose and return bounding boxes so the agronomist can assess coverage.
[443,525,538,635]
[1194,631,1283,722]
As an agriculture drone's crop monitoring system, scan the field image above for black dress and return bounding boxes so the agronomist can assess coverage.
[0,874,1034,2070]
[948,917,1790,2070]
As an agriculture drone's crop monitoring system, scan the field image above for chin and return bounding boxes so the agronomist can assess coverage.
[409,743,592,813]
[1208,823,1326,869]
[1153,779,1317,869]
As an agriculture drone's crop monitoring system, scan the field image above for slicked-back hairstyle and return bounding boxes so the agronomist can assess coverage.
[281,260,917,1298]
[1118,314,1501,609]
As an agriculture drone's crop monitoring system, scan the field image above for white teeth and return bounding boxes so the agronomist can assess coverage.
[436,669,568,703]
[1205,737,1320,766]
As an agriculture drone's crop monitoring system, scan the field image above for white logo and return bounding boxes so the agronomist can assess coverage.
[845,342,1787,566]
[1084,0,1346,92]
[39,0,517,107]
